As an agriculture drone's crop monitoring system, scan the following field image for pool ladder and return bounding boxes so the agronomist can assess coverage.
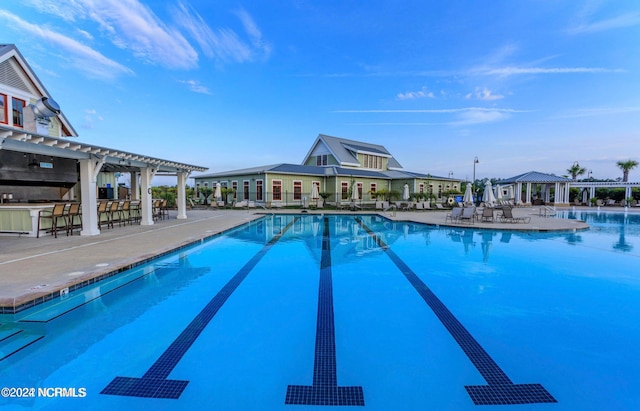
[538,206,557,217]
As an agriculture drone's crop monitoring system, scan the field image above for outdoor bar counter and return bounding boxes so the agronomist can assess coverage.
[0,203,57,237]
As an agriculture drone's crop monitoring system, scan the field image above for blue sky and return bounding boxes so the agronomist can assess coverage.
[2,0,639,183]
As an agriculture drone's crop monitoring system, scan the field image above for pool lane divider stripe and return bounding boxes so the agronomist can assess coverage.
[101,217,300,400]
[355,218,557,406]
[285,216,365,406]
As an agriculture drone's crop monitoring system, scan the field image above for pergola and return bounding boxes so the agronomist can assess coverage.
[569,181,640,204]
[498,171,572,206]
[0,124,207,236]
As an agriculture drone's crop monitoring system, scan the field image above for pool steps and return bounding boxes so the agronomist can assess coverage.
[0,324,44,361]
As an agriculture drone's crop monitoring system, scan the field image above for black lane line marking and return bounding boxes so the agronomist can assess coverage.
[356,218,556,406]
[285,217,365,406]
[101,217,299,399]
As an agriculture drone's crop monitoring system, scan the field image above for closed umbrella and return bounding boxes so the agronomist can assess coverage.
[463,184,473,205]
[403,184,410,201]
[351,184,359,201]
[311,183,319,200]
[482,180,496,205]
[214,183,222,201]
[495,184,503,202]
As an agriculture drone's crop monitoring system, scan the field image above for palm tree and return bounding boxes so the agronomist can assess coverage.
[616,160,639,182]
[567,162,586,180]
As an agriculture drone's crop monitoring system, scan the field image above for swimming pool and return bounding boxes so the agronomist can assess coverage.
[1,212,639,410]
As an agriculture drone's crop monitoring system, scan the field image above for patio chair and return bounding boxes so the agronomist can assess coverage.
[107,200,121,228]
[445,207,463,223]
[480,207,494,222]
[129,201,141,224]
[67,202,82,234]
[118,200,131,226]
[459,207,476,224]
[499,207,531,223]
[37,203,69,238]
[97,201,110,229]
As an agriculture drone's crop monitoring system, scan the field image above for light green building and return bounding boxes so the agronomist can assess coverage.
[194,134,462,206]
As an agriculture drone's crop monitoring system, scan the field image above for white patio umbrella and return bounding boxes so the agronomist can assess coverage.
[214,183,222,200]
[463,183,473,205]
[482,180,496,205]
[351,184,359,201]
[495,184,503,202]
[403,184,410,201]
[310,183,320,200]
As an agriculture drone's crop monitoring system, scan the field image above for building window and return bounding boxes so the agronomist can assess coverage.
[438,184,442,198]
[12,97,25,128]
[419,183,425,193]
[256,180,263,201]
[0,94,6,124]
[363,154,383,169]
[316,154,328,166]
[370,183,377,199]
[196,183,200,197]
[232,181,238,200]
[243,181,250,200]
[357,182,363,200]
[272,180,282,201]
[293,181,302,201]
[341,181,349,200]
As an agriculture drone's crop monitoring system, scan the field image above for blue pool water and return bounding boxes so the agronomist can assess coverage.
[1,212,639,410]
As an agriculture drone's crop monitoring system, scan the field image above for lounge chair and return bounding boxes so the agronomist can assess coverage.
[480,207,494,222]
[459,207,476,224]
[499,207,531,223]
[445,207,463,223]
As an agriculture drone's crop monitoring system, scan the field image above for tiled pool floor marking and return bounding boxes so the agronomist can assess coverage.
[285,217,365,406]
[100,217,300,399]
[356,218,557,406]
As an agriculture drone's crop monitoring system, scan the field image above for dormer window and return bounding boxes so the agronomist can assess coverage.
[363,154,382,169]
[316,154,328,166]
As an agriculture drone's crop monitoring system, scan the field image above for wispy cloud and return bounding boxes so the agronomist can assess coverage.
[0,10,134,80]
[465,87,504,101]
[173,2,270,64]
[557,106,640,118]
[396,86,435,100]
[22,0,198,70]
[337,107,527,126]
[82,108,104,129]
[568,11,640,34]
[178,79,211,95]
[481,66,622,76]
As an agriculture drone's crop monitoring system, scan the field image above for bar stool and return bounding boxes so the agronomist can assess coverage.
[37,203,69,238]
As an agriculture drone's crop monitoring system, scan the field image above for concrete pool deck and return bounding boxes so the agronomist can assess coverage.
[0,206,595,313]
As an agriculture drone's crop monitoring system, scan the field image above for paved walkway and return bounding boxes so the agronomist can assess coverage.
[0,206,589,312]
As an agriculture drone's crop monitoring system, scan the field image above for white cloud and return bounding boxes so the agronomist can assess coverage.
[337,107,525,126]
[83,108,103,129]
[557,106,640,118]
[179,79,211,95]
[172,2,269,64]
[0,10,134,80]
[482,66,621,76]
[568,12,640,34]
[396,86,435,100]
[466,87,504,101]
[22,0,199,70]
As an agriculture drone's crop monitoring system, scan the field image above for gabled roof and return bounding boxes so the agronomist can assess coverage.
[301,134,404,169]
[0,44,77,137]
[499,171,572,184]
[196,163,392,179]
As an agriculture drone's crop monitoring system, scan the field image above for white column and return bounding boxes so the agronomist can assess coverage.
[177,171,188,219]
[526,183,531,204]
[564,183,570,204]
[626,185,632,200]
[79,159,100,236]
[139,167,154,226]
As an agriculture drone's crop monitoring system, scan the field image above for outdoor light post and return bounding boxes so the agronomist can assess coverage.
[473,156,479,200]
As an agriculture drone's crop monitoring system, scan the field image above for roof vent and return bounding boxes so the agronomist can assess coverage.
[32,97,60,119]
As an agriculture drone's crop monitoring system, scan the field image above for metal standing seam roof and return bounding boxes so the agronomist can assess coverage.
[498,171,572,184]
[303,134,404,169]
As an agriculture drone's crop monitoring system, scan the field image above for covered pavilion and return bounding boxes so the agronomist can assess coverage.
[498,171,572,206]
